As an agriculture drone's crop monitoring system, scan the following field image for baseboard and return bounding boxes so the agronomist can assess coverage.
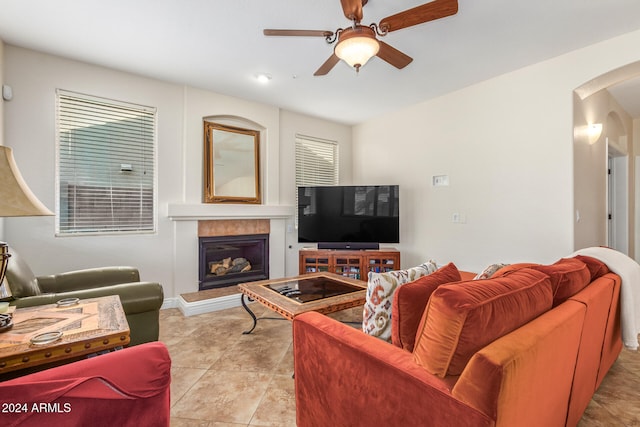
[161,297,179,310]
[173,293,242,317]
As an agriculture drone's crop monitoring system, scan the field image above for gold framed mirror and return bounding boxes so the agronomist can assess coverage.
[204,122,260,204]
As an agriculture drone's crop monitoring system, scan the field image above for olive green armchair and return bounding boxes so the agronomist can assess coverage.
[3,247,164,346]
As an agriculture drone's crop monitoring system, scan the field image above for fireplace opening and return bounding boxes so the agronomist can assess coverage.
[199,234,269,290]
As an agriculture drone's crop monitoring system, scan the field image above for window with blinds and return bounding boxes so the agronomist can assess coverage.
[295,134,339,226]
[295,134,339,187]
[56,90,156,235]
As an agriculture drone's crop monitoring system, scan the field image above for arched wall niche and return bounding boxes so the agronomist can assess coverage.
[573,62,636,259]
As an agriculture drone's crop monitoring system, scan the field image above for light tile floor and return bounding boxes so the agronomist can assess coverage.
[161,302,640,426]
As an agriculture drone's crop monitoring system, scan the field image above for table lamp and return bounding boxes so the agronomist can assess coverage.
[0,146,54,299]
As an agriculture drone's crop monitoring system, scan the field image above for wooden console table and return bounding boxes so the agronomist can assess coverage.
[299,248,400,281]
[0,295,130,376]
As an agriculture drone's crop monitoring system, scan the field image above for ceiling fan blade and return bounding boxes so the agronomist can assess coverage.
[314,54,341,76]
[264,29,334,37]
[340,0,363,22]
[376,41,413,69]
[379,0,458,33]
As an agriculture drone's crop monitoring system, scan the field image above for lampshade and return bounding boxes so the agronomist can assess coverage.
[0,146,53,217]
[334,27,380,71]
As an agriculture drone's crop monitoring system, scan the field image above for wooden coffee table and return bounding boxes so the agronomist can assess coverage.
[238,272,366,334]
[0,295,130,376]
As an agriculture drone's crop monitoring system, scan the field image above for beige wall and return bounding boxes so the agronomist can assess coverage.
[353,29,640,271]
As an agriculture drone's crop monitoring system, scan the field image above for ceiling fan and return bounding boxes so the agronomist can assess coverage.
[264,0,458,76]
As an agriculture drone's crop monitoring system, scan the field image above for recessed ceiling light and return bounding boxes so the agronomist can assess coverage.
[256,73,272,84]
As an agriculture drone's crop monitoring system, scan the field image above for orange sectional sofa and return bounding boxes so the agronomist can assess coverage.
[293,256,622,427]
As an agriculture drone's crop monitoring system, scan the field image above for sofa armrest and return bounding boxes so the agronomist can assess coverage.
[293,312,493,427]
[14,282,164,315]
[37,266,141,293]
[0,342,171,427]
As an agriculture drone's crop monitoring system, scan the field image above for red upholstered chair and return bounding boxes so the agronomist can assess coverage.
[0,341,171,427]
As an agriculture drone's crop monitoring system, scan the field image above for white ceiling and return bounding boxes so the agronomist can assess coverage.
[2,0,640,124]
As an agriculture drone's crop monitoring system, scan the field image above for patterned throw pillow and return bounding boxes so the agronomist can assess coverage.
[473,263,509,280]
[362,260,438,341]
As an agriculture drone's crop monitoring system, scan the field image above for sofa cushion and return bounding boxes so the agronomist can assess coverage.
[573,255,610,281]
[530,258,591,306]
[413,268,554,377]
[362,260,438,341]
[392,262,461,352]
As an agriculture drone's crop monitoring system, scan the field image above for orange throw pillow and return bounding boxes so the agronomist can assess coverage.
[573,255,610,281]
[413,268,553,377]
[530,258,591,306]
[392,262,461,352]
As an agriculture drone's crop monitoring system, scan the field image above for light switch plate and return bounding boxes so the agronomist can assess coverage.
[432,175,449,186]
[2,85,12,101]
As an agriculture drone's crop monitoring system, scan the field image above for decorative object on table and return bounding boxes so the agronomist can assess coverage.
[29,331,63,346]
[0,244,12,302]
[55,297,80,307]
[0,303,15,333]
[0,313,12,333]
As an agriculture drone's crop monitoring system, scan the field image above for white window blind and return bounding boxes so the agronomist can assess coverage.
[295,134,339,187]
[295,134,339,226]
[56,90,156,235]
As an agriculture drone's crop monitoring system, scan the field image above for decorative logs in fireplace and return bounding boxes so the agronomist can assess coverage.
[209,257,252,275]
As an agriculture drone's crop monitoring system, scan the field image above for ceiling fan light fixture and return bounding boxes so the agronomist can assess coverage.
[334,27,379,71]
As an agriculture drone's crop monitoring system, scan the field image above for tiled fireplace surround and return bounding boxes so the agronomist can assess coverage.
[168,204,293,316]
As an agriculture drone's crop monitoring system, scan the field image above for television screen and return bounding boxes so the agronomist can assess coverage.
[297,185,399,249]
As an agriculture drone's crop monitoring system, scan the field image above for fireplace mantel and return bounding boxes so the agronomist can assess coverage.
[168,203,294,221]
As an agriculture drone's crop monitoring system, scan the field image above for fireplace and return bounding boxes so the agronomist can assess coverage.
[199,234,269,290]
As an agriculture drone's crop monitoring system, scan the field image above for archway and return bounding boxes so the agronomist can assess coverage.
[574,64,636,259]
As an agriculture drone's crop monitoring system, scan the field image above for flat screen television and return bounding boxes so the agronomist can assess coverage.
[297,185,399,250]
